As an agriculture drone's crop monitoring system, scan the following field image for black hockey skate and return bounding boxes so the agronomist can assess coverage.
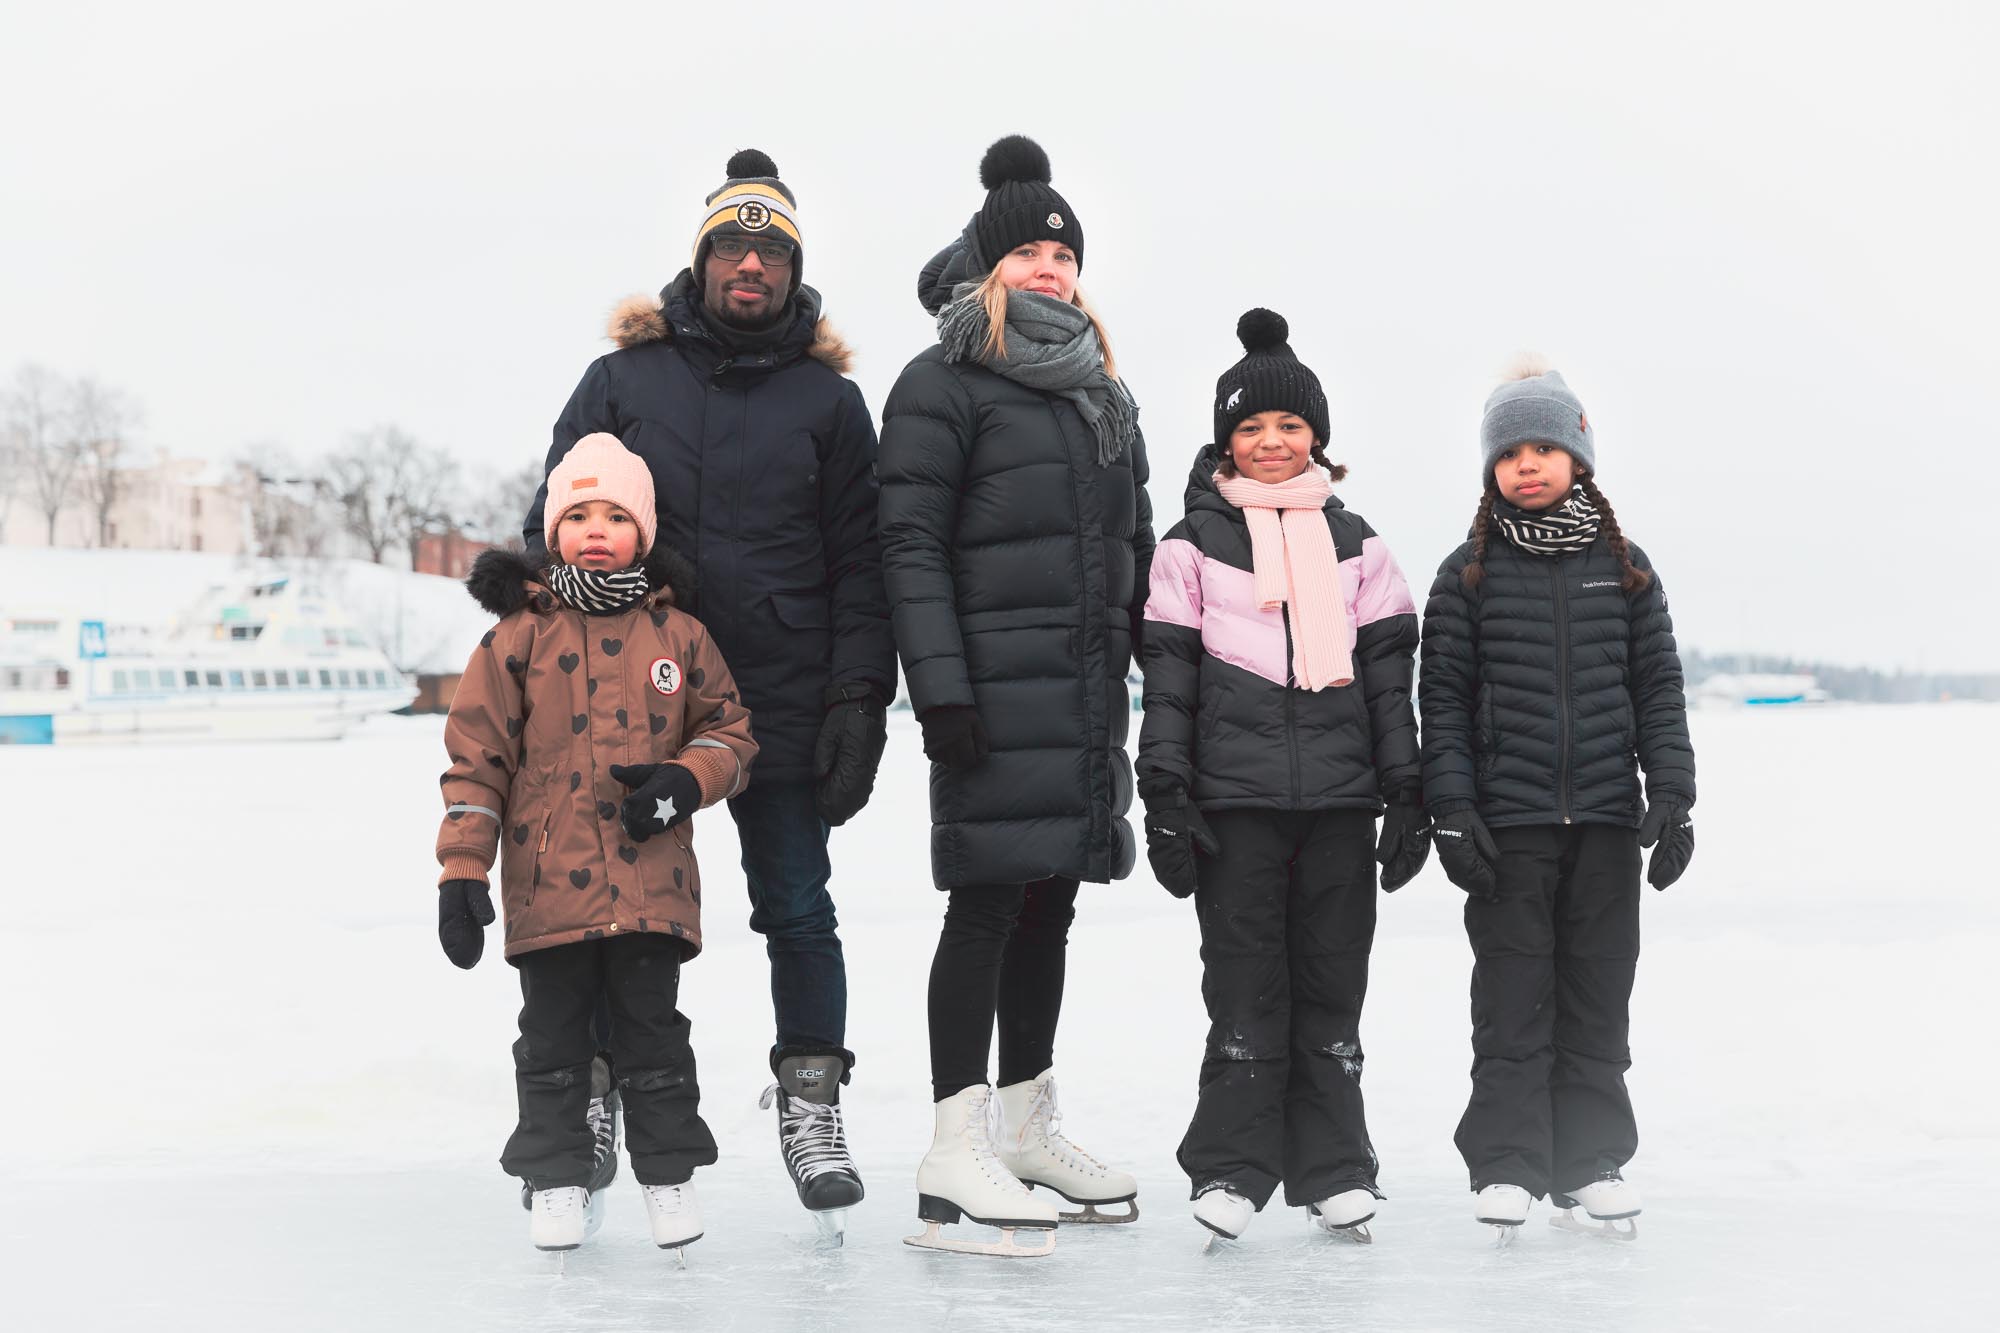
[759,1049,864,1244]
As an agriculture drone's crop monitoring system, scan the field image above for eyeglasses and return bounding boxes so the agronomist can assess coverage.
[710,233,796,266]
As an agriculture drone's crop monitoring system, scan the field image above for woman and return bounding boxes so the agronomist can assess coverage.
[878,135,1154,1256]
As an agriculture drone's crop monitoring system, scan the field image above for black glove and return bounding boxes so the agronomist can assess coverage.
[608,762,701,843]
[1376,786,1432,893]
[813,682,888,827]
[1638,799,1695,890]
[1142,786,1220,899]
[437,878,495,969]
[1432,807,1500,900]
[918,705,989,772]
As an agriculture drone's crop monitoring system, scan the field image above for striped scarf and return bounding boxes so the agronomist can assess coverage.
[1493,489,1600,556]
[545,562,651,614]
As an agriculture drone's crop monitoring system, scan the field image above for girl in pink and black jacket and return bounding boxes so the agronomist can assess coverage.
[1137,310,1426,1245]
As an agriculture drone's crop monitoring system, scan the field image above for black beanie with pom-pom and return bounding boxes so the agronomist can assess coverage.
[693,147,804,292]
[1212,309,1330,448]
[968,134,1084,273]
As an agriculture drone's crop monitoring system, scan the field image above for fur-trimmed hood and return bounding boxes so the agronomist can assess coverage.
[465,545,698,619]
[606,280,854,374]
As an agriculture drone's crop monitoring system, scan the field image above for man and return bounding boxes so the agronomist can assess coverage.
[525,149,895,1226]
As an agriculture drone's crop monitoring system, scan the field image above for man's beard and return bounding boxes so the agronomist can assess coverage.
[709,283,788,331]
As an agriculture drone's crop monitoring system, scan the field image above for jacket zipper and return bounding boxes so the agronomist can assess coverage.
[1281,605,1301,803]
[1551,561,1573,824]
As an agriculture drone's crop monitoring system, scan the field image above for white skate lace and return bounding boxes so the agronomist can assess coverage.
[643,1183,688,1212]
[587,1096,616,1162]
[971,1090,1031,1194]
[1014,1079,1110,1177]
[535,1187,582,1219]
[758,1084,857,1184]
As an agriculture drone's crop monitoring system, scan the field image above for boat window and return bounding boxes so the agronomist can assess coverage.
[318,669,333,688]
[251,670,269,689]
[206,670,223,688]
[184,670,200,687]
[3,669,19,689]
[337,669,353,687]
[57,668,70,688]
[274,670,290,688]
[228,670,245,688]
[373,670,388,687]
[158,670,179,691]
[113,670,130,692]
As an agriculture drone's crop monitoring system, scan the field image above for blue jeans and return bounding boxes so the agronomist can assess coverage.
[727,780,848,1053]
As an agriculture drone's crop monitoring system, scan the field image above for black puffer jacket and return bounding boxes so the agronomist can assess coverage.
[526,274,897,784]
[1138,446,1419,811]
[878,253,1154,889]
[1418,523,1695,828]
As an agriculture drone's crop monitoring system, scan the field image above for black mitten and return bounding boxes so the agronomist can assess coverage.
[1376,786,1432,892]
[608,762,702,843]
[1432,807,1500,900]
[1639,800,1695,890]
[1142,786,1220,899]
[918,705,989,772]
[437,878,495,969]
[813,683,888,827]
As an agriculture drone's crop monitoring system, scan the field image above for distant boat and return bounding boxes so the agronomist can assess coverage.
[0,575,416,744]
[1696,672,1829,709]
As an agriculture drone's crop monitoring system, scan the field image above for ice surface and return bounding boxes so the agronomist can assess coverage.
[4,706,1994,1330]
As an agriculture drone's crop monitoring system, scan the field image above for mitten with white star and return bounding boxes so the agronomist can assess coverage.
[607,762,701,843]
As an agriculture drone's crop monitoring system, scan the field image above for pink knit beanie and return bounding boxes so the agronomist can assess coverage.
[543,433,657,558]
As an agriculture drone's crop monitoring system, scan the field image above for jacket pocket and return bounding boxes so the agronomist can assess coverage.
[1475,690,1498,781]
[770,591,830,631]
[525,805,555,907]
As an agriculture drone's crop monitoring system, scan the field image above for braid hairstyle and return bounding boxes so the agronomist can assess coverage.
[1461,486,1498,589]
[1576,472,1651,593]
[1214,440,1348,482]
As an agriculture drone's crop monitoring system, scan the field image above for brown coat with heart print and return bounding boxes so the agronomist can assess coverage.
[435,548,757,960]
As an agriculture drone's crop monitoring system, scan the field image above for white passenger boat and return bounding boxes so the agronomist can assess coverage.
[0,575,417,744]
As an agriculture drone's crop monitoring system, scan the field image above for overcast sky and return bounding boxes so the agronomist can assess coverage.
[3,1,1994,671]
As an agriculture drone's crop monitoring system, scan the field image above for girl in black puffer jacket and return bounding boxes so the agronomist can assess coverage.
[1138,311,1423,1244]
[1418,357,1695,1237]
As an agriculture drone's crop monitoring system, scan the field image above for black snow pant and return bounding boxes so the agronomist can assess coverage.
[1455,823,1642,1199]
[503,932,718,1191]
[927,878,1079,1101]
[1177,809,1380,1210]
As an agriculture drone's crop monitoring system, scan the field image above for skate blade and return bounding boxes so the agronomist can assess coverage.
[583,1193,605,1242]
[1551,1209,1638,1242]
[903,1220,1056,1258]
[811,1209,848,1247]
[1314,1219,1373,1244]
[1058,1199,1139,1225]
[1489,1223,1522,1249]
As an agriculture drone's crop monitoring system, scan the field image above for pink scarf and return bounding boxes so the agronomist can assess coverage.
[1212,468,1352,691]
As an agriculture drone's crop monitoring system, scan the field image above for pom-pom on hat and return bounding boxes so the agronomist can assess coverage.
[543,433,657,560]
[1479,356,1595,479]
[968,134,1084,273]
[693,148,805,292]
[1212,308,1330,448]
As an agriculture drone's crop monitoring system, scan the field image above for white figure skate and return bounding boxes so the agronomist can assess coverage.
[904,1085,1058,1258]
[1475,1183,1532,1247]
[1551,1176,1641,1241]
[995,1069,1138,1224]
[1193,1185,1255,1247]
[1308,1187,1378,1244]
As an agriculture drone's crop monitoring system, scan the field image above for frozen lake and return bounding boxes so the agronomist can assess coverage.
[4,705,1993,1331]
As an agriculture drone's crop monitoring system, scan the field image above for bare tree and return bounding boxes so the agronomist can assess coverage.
[6,364,79,544]
[236,443,338,557]
[70,377,139,547]
[462,458,543,551]
[0,419,24,543]
[324,425,460,566]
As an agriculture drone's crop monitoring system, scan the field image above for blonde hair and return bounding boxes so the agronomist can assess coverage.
[972,266,1120,381]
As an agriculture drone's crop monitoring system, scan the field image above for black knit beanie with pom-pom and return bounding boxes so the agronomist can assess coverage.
[1212,308,1330,448]
[968,134,1084,273]
[693,148,805,292]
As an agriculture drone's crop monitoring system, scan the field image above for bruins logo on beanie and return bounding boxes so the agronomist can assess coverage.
[967,134,1084,273]
[693,148,805,291]
[1212,309,1330,448]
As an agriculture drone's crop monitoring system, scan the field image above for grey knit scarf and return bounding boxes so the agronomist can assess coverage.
[545,562,651,615]
[936,285,1138,466]
[1493,489,1601,556]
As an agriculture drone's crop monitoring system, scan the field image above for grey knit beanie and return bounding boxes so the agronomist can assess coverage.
[1480,364,1595,477]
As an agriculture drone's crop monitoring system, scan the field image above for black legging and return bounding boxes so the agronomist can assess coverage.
[928,877,1080,1100]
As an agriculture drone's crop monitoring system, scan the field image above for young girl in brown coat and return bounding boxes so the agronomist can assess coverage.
[433,432,758,1254]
